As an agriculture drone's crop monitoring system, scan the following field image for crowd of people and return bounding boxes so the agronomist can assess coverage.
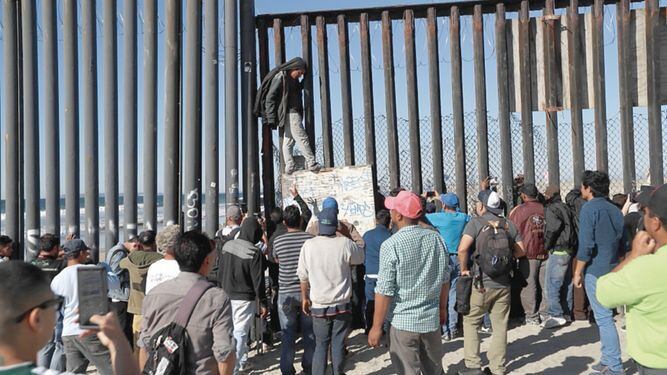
[1,170,667,375]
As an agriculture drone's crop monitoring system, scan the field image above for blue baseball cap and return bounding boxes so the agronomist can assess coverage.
[317,207,339,235]
[322,197,338,211]
[441,193,460,210]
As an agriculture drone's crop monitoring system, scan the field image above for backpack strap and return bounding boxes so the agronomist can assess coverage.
[174,279,214,327]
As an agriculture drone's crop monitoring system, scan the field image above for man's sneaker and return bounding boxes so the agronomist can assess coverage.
[443,331,452,341]
[591,367,625,375]
[543,316,568,329]
[564,315,573,323]
[239,362,254,373]
[525,317,541,326]
[458,367,484,375]
[592,363,606,372]
[479,326,492,334]
[308,163,322,173]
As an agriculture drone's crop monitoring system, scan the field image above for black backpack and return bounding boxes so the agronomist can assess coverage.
[142,280,213,375]
[473,218,515,279]
[207,227,241,284]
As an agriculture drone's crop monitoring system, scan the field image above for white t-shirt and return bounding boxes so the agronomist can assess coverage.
[145,259,181,294]
[51,264,120,337]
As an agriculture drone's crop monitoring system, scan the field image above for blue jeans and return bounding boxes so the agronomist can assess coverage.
[443,254,460,334]
[585,273,623,373]
[278,292,314,375]
[545,253,573,317]
[37,310,65,371]
[312,313,351,375]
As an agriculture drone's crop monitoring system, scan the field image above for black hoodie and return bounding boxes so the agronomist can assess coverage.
[254,57,308,129]
[219,218,267,306]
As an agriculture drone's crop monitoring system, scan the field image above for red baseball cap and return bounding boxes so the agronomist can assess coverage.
[384,191,423,219]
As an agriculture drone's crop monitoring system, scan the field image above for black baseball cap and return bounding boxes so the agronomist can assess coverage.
[62,239,90,256]
[520,183,539,199]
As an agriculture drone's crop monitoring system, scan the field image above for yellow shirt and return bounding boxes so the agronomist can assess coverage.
[597,245,667,369]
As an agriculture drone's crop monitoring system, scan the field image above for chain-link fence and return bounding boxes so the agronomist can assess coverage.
[274,110,664,212]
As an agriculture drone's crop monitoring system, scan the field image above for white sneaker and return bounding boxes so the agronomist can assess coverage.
[239,362,254,373]
[543,316,568,329]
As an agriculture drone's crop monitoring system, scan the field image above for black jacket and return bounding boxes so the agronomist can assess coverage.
[219,219,267,306]
[544,195,577,252]
[254,57,307,129]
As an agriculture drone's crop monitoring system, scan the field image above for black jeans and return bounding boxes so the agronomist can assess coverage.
[110,300,133,348]
[636,361,667,375]
[312,313,351,375]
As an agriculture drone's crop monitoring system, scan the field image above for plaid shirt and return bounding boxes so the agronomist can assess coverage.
[375,225,451,333]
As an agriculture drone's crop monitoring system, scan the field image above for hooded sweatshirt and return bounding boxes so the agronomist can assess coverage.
[254,57,308,129]
[120,251,163,314]
[219,218,267,306]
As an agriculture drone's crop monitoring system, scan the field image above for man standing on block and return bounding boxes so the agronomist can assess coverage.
[254,57,321,174]
[368,191,451,375]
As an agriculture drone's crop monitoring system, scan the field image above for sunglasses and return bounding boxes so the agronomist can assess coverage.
[12,296,65,324]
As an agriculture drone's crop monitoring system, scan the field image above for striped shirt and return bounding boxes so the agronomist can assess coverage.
[273,231,314,294]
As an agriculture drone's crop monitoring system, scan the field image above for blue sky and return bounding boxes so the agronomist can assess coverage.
[0,0,663,204]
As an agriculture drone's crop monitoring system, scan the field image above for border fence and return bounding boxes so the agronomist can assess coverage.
[0,0,665,260]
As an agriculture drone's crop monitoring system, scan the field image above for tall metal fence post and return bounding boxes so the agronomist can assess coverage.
[164,0,182,226]
[104,0,119,249]
[184,0,203,231]
[646,0,663,185]
[382,11,400,189]
[450,5,467,211]
[144,0,158,231]
[496,3,514,208]
[473,4,489,183]
[21,0,40,260]
[124,0,138,239]
[3,0,20,255]
[522,0,538,185]
[204,0,219,235]
[63,0,80,238]
[427,7,445,192]
[568,0,585,187]
[43,0,60,237]
[82,0,99,259]
[258,20,276,213]
[338,14,355,166]
[405,9,422,193]
[241,0,259,214]
[225,0,240,207]
[316,16,334,168]
[617,0,636,193]
[592,0,608,172]
[360,12,377,187]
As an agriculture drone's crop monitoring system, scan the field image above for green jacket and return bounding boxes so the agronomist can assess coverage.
[120,251,163,314]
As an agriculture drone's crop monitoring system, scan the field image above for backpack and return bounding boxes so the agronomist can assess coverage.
[207,227,241,284]
[523,213,546,259]
[473,218,515,279]
[142,280,213,375]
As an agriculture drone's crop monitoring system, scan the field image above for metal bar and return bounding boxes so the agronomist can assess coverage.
[301,15,316,150]
[338,14,355,166]
[405,9,422,193]
[473,4,489,183]
[258,20,276,213]
[184,0,203,231]
[382,11,400,189]
[522,0,538,185]
[42,0,60,236]
[646,0,663,185]
[204,0,219,235]
[144,0,158,231]
[568,0,585,187]
[360,12,377,186]
[428,7,445,192]
[316,16,334,168]
[241,0,259,214]
[63,0,79,238]
[164,0,181,226]
[3,0,19,250]
[544,0,560,186]
[617,0,635,193]
[496,3,514,207]
[450,6,466,211]
[82,0,99,259]
[225,0,240,206]
[592,0,608,172]
[104,0,119,248]
[124,0,138,238]
[255,0,644,24]
[273,18,286,173]
[21,0,39,260]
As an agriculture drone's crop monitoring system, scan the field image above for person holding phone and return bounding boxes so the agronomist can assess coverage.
[50,239,119,375]
[597,184,667,375]
[0,261,138,375]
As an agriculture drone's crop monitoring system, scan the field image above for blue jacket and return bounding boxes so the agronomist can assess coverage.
[576,197,627,277]
[362,225,392,276]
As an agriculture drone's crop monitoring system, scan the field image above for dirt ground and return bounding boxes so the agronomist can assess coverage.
[247,320,636,375]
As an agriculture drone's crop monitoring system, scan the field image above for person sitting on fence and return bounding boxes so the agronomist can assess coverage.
[254,57,321,175]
